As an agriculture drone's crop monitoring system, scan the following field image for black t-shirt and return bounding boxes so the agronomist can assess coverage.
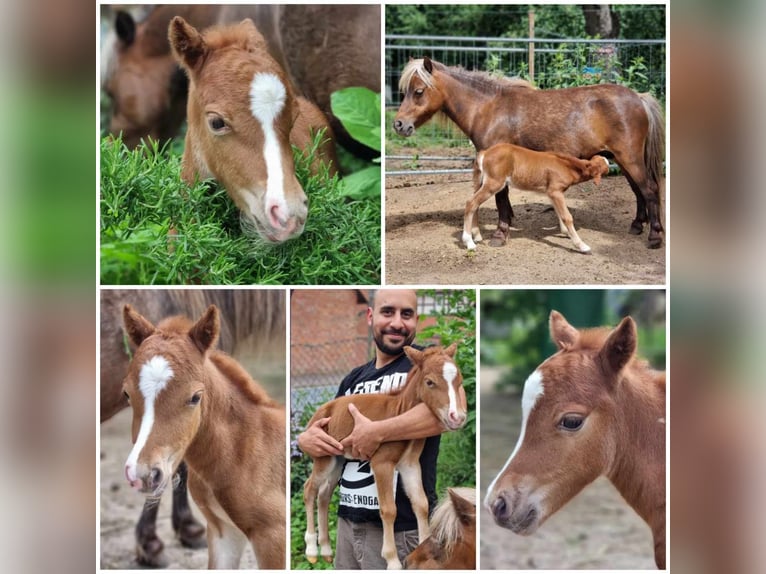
[335,347,440,531]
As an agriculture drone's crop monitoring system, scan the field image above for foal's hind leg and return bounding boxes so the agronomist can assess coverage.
[304,456,342,564]
[547,188,591,253]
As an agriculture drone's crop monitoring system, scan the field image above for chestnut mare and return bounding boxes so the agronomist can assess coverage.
[121,304,286,569]
[101,289,285,566]
[484,311,666,569]
[102,5,380,158]
[464,144,610,253]
[393,57,665,249]
[303,344,467,570]
[169,17,337,243]
[404,487,476,570]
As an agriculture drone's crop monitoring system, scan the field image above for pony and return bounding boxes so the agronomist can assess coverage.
[464,144,610,253]
[121,304,286,568]
[303,344,467,570]
[404,487,476,570]
[169,17,338,244]
[484,310,666,569]
[101,290,285,567]
[102,5,380,159]
[393,57,665,249]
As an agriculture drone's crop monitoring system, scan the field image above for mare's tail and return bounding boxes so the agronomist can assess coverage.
[639,93,665,188]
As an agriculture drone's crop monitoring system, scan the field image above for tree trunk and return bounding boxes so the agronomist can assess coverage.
[581,4,620,38]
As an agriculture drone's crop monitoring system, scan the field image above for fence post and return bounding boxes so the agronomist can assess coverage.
[528,10,535,83]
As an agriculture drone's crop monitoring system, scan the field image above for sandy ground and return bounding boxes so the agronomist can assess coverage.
[478,367,657,569]
[385,169,666,286]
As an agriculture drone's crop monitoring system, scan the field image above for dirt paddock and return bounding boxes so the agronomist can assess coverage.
[385,170,666,286]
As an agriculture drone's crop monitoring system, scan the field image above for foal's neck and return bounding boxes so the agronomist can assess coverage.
[607,370,666,528]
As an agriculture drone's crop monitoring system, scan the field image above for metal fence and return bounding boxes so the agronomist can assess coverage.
[385,34,665,177]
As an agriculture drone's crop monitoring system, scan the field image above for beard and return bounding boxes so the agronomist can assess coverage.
[373,328,416,356]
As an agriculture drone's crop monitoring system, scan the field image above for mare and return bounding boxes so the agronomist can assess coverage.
[121,304,286,568]
[464,144,610,253]
[484,311,666,568]
[100,289,285,566]
[169,17,338,243]
[102,5,380,158]
[393,57,666,248]
[303,344,467,570]
[404,487,476,570]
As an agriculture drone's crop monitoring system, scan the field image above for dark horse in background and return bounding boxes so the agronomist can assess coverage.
[101,5,380,160]
[100,289,285,567]
[393,57,665,249]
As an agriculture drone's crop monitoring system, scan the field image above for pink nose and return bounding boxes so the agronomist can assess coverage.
[449,411,466,426]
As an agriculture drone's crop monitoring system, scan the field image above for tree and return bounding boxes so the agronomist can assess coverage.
[581,5,620,38]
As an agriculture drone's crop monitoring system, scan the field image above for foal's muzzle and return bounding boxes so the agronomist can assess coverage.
[487,490,540,535]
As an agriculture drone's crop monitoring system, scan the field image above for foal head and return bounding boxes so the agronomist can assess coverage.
[485,310,640,534]
[170,17,308,243]
[393,57,445,137]
[404,343,467,431]
[121,304,220,496]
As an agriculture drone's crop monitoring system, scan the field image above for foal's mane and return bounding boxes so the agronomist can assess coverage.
[400,58,535,94]
[429,487,474,555]
[201,22,265,53]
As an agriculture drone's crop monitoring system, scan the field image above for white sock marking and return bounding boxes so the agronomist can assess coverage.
[249,72,287,221]
[484,369,544,507]
[125,356,174,483]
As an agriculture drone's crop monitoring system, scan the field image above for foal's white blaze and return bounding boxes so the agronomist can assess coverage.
[442,361,462,426]
[124,355,174,486]
[249,72,287,224]
[483,369,545,507]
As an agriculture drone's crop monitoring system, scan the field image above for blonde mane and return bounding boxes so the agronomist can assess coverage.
[399,58,535,94]
[429,487,475,555]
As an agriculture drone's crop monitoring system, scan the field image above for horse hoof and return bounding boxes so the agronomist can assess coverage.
[648,236,663,249]
[178,518,207,549]
[488,237,506,247]
[629,221,644,235]
[323,555,334,563]
[136,538,167,568]
[306,556,318,564]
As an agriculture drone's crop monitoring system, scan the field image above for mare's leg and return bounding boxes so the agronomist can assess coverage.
[171,461,206,549]
[614,149,664,247]
[463,181,501,250]
[396,442,430,543]
[135,498,165,567]
[547,188,591,253]
[490,186,515,247]
[371,459,401,569]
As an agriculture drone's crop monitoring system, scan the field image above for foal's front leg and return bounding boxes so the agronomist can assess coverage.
[547,188,591,253]
[396,442,430,543]
[463,182,499,250]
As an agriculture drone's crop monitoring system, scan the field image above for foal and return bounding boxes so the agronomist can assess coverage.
[484,311,666,568]
[404,487,476,570]
[122,304,286,568]
[169,17,337,244]
[303,344,467,570]
[463,144,610,252]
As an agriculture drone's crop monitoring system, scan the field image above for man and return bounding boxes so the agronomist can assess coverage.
[297,289,466,569]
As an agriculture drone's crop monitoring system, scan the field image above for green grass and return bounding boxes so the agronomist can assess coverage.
[100,135,380,285]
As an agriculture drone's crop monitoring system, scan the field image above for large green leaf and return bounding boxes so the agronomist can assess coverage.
[331,88,381,152]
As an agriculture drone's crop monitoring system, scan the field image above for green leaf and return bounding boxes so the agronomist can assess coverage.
[331,87,381,152]
[339,165,380,200]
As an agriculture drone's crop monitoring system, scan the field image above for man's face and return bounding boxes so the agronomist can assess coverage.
[369,290,418,356]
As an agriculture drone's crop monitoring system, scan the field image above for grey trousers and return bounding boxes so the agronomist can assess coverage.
[333,516,419,569]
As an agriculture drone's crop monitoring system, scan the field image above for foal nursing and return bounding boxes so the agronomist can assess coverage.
[463,144,609,252]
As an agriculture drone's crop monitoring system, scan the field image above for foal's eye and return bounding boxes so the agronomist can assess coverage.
[558,414,585,431]
[414,88,424,97]
[207,114,229,134]
[189,392,203,406]
[425,378,436,388]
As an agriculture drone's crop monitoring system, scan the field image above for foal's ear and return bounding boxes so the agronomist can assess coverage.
[444,342,458,358]
[238,18,269,52]
[423,56,434,74]
[404,346,424,365]
[448,488,476,526]
[115,11,136,46]
[169,16,207,73]
[599,316,637,376]
[549,310,579,350]
[189,305,220,355]
[123,305,156,347]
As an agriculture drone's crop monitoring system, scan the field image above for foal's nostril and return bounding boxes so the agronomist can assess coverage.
[491,495,509,522]
[150,467,163,489]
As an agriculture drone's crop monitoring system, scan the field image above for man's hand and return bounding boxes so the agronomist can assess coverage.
[297,417,344,458]
[340,404,382,460]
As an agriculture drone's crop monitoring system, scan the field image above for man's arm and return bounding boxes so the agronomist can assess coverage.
[341,386,467,460]
[297,416,344,458]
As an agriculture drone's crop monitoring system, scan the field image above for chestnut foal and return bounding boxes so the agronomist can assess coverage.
[484,311,666,568]
[463,144,610,253]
